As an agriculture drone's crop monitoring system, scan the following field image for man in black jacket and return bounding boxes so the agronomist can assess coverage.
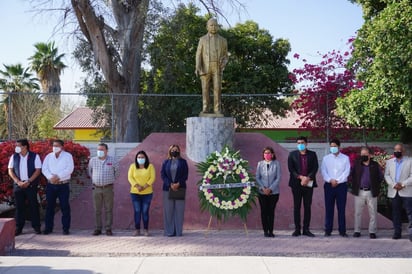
[351,147,382,239]
[288,136,319,237]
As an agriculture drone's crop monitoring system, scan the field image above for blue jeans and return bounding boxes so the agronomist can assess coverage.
[45,183,71,232]
[130,193,153,230]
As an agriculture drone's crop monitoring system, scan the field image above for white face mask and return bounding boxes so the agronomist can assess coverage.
[52,147,61,154]
[97,150,105,158]
[15,146,22,154]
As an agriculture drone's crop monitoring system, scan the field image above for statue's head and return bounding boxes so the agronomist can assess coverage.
[207,18,219,34]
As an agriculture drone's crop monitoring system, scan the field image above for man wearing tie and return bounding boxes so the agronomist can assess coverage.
[195,18,228,115]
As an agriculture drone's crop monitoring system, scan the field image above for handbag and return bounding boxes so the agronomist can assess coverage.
[168,188,186,200]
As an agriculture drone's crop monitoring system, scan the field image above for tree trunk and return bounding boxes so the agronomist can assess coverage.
[71,0,149,142]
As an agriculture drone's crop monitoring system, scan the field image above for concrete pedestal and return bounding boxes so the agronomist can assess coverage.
[186,117,235,163]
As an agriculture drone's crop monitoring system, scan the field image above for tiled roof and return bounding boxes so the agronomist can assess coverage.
[245,109,303,129]
[54,107,106,129]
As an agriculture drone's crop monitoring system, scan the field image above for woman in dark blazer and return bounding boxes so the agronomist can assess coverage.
[160,144,188,237]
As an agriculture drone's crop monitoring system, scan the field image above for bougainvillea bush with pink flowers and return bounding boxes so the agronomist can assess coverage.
[0,140,90,206]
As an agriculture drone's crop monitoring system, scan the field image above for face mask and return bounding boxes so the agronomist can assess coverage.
[97,150,105,158]
[330,147,339,154]
[297,144,306,151]
[264,154,272,161]
[394,151,402,159]
[171,151,180,158]
[52,147,61,154]
[15,146,22,154]
[137,158,146,165]
[360,155,369,162]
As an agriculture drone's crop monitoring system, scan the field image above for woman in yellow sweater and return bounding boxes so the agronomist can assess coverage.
[128,150,155,236]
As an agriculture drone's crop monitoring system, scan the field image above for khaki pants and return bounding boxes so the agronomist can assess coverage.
[354,190,377,233]
[92,185,114,231]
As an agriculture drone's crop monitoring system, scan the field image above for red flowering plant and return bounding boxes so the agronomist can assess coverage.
[289,38,364,139]
[0,140,90,207]
[340,145,392,205]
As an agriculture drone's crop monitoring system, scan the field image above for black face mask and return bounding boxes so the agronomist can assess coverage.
[360,155,369,162]
[171,151,180,158]
[394,151,402,159]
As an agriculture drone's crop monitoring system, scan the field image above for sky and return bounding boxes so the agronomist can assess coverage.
[0,0,363,101]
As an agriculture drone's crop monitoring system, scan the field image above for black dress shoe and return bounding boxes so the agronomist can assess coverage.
[392,234,401,240]
[92,230,102,236]
[324,231,331,237]
[340,233,348,237]
[303,230,315,237]
[292,230,301,237]
[42,230,52,235]
[264,232,269,237]
[353,232,361,238]
[369,233,376,239]
[106,230,113,236]
[63,230,70,235]
[268,232,275,238]
[15,229,22,236]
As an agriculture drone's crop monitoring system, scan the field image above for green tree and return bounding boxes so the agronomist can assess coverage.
[338,0,412,142]
[223,21,291,126]
[29,41,66,106]
[0,64,43,139]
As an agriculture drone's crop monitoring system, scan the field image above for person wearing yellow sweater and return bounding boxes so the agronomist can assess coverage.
[128,150,155,236]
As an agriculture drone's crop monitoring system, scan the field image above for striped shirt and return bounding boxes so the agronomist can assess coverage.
[88,155,119,186]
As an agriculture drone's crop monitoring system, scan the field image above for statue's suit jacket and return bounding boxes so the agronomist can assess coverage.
[384,156,412,198]
[195,33,228,76]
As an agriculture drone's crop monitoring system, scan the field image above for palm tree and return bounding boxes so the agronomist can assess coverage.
[0,64,41,139]
[29,41,66,106]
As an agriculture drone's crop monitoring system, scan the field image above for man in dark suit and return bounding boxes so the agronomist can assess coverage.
[288,136,319,237]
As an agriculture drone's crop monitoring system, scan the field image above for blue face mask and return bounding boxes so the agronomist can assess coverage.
[297,144,306,151]
[137,158,146,165]
[330,147,339,154]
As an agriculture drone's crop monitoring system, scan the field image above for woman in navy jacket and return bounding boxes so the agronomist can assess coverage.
[161,144,188,236]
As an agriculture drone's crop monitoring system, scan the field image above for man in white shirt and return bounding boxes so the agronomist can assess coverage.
[321,138,351,237]
[42,139,74,235]
[8,139,42,236]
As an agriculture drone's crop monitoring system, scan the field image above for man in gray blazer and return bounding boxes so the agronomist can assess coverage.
[384,143,412,241]
[195,18,228,115]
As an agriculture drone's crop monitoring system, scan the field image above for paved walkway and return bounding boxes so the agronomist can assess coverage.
[1,229,412,274]
[8,229,412,257]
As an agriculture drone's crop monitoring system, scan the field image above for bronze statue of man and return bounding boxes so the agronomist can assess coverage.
[195,18,228,116]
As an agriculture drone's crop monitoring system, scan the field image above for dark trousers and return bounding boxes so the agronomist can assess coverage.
[391,193,412,236]
[45,183,71,232]
[324,183,347,234]
[130,193,153,230]
[13,185,40,231]
[258,193,279,234]
[292,186,313,231]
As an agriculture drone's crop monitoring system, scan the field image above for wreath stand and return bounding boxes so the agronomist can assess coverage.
[204,215,248,237]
